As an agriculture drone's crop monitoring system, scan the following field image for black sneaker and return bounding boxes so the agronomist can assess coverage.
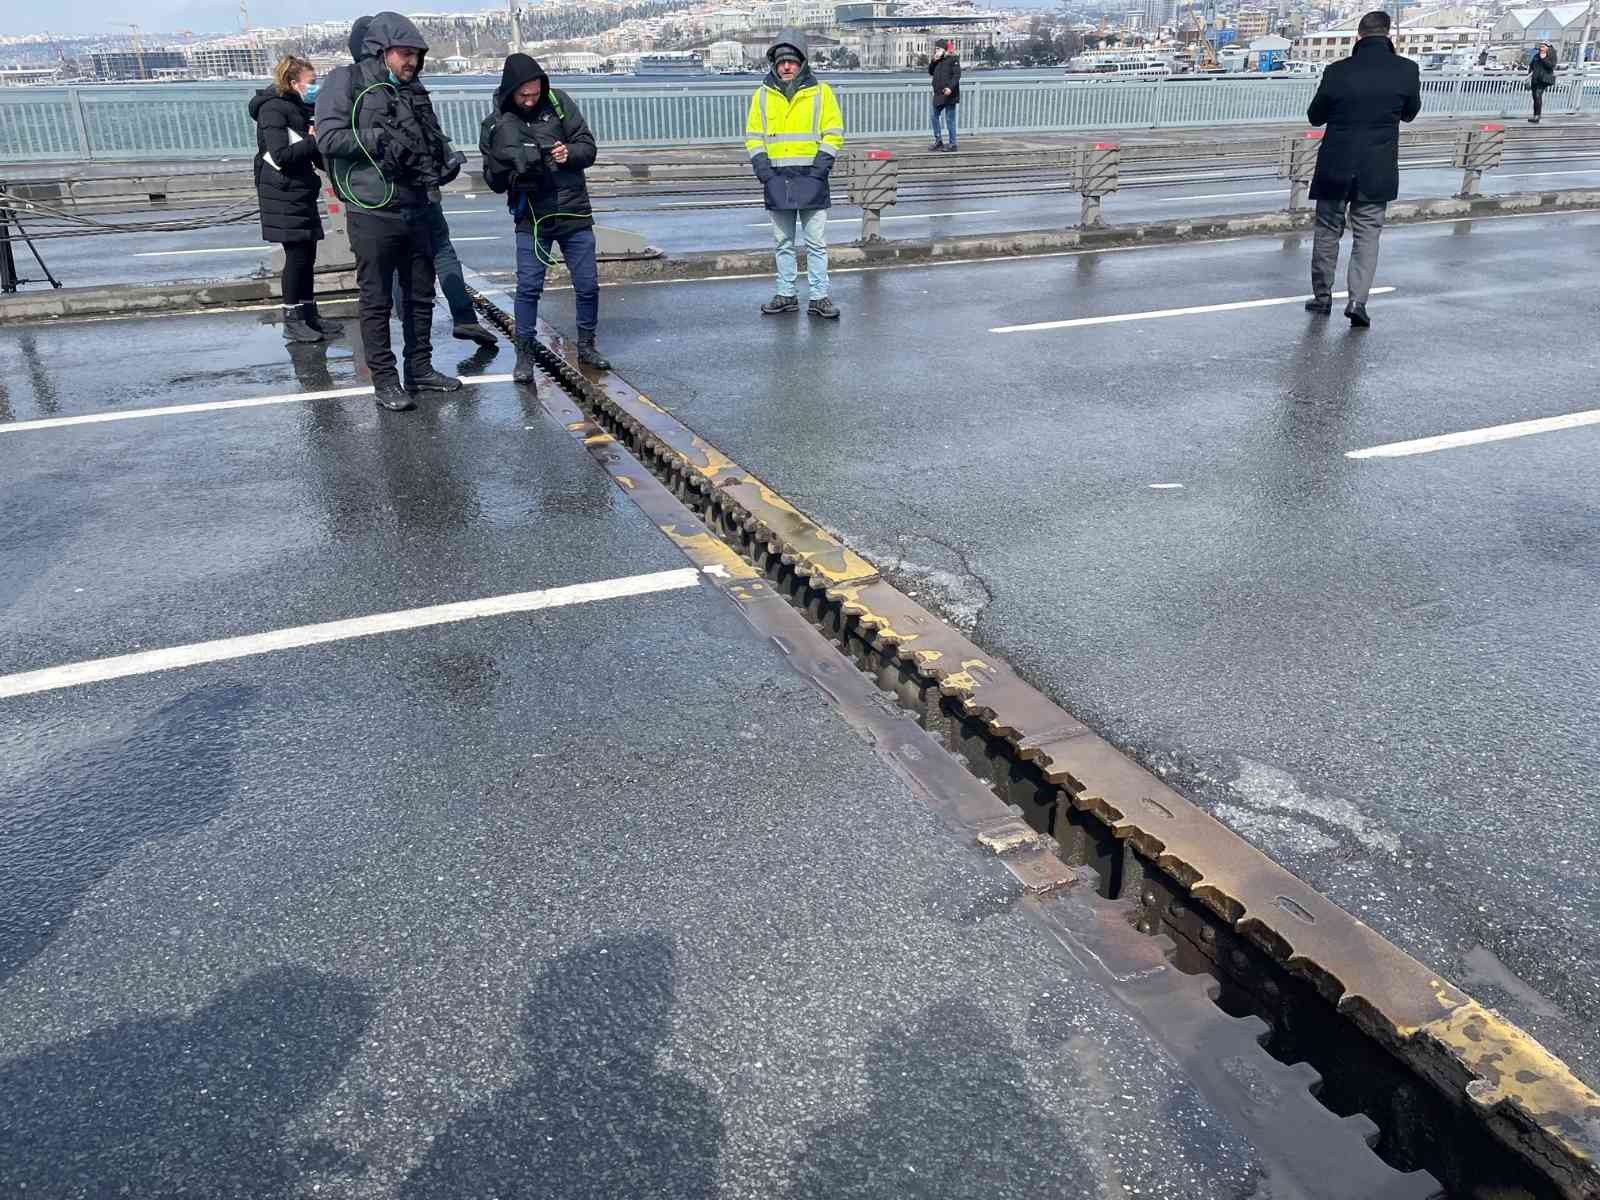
[945,144,958,153]
[929,141,944,151]
[452,320,497,348]
[404,368,463,393]
[374,383,416,412]
[1346,303,1371,329]
[807,297,840,320]
[761,294,799,316]
[1304,297,1332,315]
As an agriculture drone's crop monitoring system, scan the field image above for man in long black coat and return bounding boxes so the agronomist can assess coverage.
[1304,9,1421,327]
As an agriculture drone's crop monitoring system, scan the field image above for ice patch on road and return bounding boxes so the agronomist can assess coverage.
[1227,758,1404,857]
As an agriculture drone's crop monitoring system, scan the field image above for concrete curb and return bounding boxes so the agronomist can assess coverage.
[3,188,1598,323]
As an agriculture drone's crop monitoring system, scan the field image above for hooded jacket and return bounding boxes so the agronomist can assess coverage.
[930,45,961,107]
[744,30,845,212]
[477,53,598,238]
[249,86,324,243]
[314,11,456,214]
[1306,35,1421,204]
[1529,49,1557,89]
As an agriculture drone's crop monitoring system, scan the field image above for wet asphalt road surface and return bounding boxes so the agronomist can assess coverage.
[25,153,1600,290]
[1,308,1273,1197]
[585,208,1600,1089]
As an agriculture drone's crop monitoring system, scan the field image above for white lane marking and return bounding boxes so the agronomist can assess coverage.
[1148,483,1185,489]
[1167,188,1284,202]
[132,246,266,257]
[991,287,1396,334]
[0,568,709,700]
[0,375,514,434]
[447,235,502,242]
[1346,408,1600,459]
[744,208,1001,228]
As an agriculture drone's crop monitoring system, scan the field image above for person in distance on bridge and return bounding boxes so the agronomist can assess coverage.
[251,56,343,345]
[345,16,497,352]
[316,12,466,412]
[1528,43,1557,124]
[1302,9,1420,329]
[479,53,610,388]
[929,40,961,152]
[746,30,846,320]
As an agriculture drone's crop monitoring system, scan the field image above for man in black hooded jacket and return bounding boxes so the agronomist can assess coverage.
[316,11,463,411]
[479,53,609,387]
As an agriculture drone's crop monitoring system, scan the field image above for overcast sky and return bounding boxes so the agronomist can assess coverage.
[2,0,457,37]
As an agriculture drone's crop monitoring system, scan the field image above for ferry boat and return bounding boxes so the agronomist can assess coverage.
[1064,51,1172,78]
[632,52,705,77]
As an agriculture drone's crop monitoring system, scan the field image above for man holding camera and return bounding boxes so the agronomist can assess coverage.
[478,53,609,390]
[317,11,464,411]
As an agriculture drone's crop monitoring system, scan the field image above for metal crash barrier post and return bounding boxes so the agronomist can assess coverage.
[1073,142,1119,229]
[842,149,897,242]
[1453,122,1506,199]
[1279,130,1323,212]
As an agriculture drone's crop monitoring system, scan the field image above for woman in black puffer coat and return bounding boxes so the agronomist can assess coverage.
[1528,43,1557,123]
[251,56,341,342]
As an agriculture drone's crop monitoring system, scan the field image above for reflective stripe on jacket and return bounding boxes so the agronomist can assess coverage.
[744,81,845,167]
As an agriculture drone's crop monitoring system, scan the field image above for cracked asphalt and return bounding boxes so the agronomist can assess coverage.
[591,208,1600,1090]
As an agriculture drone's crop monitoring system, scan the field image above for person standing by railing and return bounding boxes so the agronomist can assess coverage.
[1528,43,1557,123]
[929,41,961,152]
[251,56,343,344]
[1303,9,1420,329]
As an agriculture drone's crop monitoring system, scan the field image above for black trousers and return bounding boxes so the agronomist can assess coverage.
[1532,85,1546,118]
[347,208,436,386]
[280,240,317,306]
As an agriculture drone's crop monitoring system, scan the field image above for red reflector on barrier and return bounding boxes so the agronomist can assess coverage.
[328,203,342,215]
[1480,123,1505,132]
[866,149,893,160]
[1302,129,1324,139]
[1092,142,1119,150]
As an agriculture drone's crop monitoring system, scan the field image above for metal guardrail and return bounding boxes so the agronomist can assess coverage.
[2,73,1595,162]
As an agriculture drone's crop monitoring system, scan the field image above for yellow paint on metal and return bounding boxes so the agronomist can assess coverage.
[583,433,617,446]
[661,528,761,579]
[913,649,945,665]
[616,476,637,491]
[1417,1000,1600,1162]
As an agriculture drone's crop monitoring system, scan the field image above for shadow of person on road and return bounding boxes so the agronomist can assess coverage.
[0,681,258,987]
[400,931,723,1200]
[784,998,1089,1199]
[0,966,373,1197]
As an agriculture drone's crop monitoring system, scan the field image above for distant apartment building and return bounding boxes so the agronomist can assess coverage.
[1234,8,1270,41]
[91,49,187,80]
[187,45,273,77]
[1293,19,1480,61]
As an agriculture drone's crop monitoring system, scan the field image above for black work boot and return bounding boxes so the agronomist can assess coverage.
[761,293,799,316]
[513,337,540,387]
[452,320,497,348]
[281,304,322,344]
[928,140,944,151]
[1346,303,1371,329]
[1304,296,1332,315]
[305,303,345,337]
[807,297,841,320]
[576,330,611,370]
[374,381,416,412]
[404,367,463,394]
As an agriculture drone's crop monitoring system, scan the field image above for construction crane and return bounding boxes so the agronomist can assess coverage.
[117,23,146,80]
[239,0,251,33]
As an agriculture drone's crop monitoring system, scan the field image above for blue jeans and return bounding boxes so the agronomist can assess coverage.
[770,209,828,299]
[931,103,957,147]
[423,201,474,325]
[514,225,600,339]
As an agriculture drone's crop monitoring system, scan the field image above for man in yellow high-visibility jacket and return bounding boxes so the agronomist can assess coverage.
[745,30,845,320]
